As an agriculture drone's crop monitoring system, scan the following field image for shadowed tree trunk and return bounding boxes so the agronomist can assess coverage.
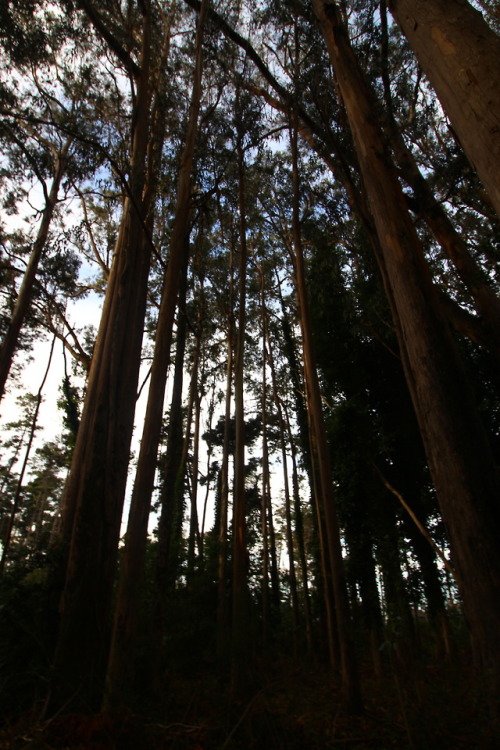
[155,243,189,596]
[263,294,301,652]
[186,324,203,583]
[388,0,500,217]
[284,404,314,652]
[289,109,362,713]
[102,0,208,711]
[313,0,500,694]
[0,138,71,401]
[49,2,155,712]
[216,238,234,660]
[377,7,500,356]
[231,86,252,690]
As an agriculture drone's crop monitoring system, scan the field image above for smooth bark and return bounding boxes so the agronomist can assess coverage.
[289,110,362,712]
[216,240,234,659]
[0,139,70,401]
[103,0,207,711]
[313,0,500,688]
[264,306,301,650]
[388,0,500,217]
[49,4,154,711]
[231,96,251,688]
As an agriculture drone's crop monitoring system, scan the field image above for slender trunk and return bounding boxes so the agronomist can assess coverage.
[259,299,275,639]
[187,336,203,582]
[349,530,384,675]
[103,1,207,711]
[231,102,251,688]
[261,476,270,643]
[289,110,362,712]
[199,380,216,552]
[0,140,70,401]
[280,432,300,652]
[377,521,417,660]
[277,287,322,619]
[264,320,301,649]
[285,406,314,652]
[313,0,500,688]
[49,6,154,712]
[154,245,189,613]
[388,0,500,217]
[0,336,56,573]
[217,242,234,659]
[266,470,281,616]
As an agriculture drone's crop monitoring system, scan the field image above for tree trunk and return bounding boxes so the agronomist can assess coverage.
[388,0,500,217]
[216,238,234,660]
[313,0,500,690]
[48,5,154,712]
[0,337,56,573]
[187,332,203,583]
[103,0,207,711]
[0,139,70,401]
[155,246,189,596]
[265,315,301,651]
[289,110,362,713]
[260,341,270,644]
[231,98,251,689]
[384,112,500,353]
[285,406,314,652]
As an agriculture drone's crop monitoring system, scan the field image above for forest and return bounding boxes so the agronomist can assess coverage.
[0,0,499,747]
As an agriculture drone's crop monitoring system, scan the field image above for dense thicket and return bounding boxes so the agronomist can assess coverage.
[0,1,499,747]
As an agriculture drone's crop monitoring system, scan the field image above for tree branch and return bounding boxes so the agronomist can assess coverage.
[76,0,141,79]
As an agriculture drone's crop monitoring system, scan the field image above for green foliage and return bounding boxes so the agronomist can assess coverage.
[0,561,56,720]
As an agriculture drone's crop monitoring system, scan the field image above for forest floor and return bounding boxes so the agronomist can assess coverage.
[1,655,498,750]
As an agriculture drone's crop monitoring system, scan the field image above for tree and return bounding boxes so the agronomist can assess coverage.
[48,0,157,711]
[103,0,209,711]
[388,0,500,217]
[0,137,72,400]
[312,0,500,693]
[231,80,252,689]
[2,0,500,738]
[288,105,362,712]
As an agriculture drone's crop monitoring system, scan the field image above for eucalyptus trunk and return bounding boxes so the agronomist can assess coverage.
[50,4,154,711]
[0,139,71,401]
[285,405,314,652]
[216,241,234,659]
[103,0,207,711]
[388,0,500,217]
[155,246,189,596]
[385,115,500,355]
[264,312,301,651]
[289,111,362,713]
[187,334,203,582]
[231,101,251,688]
[313,0,500,689]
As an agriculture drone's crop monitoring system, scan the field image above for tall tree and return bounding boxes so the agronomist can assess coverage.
[289,109,362,712]
[312,0,500,693]
[231,80,251,689]
[49,0,156,711]
[104,0,208,711]
[0,137,72,401]
[388,0,500,217]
